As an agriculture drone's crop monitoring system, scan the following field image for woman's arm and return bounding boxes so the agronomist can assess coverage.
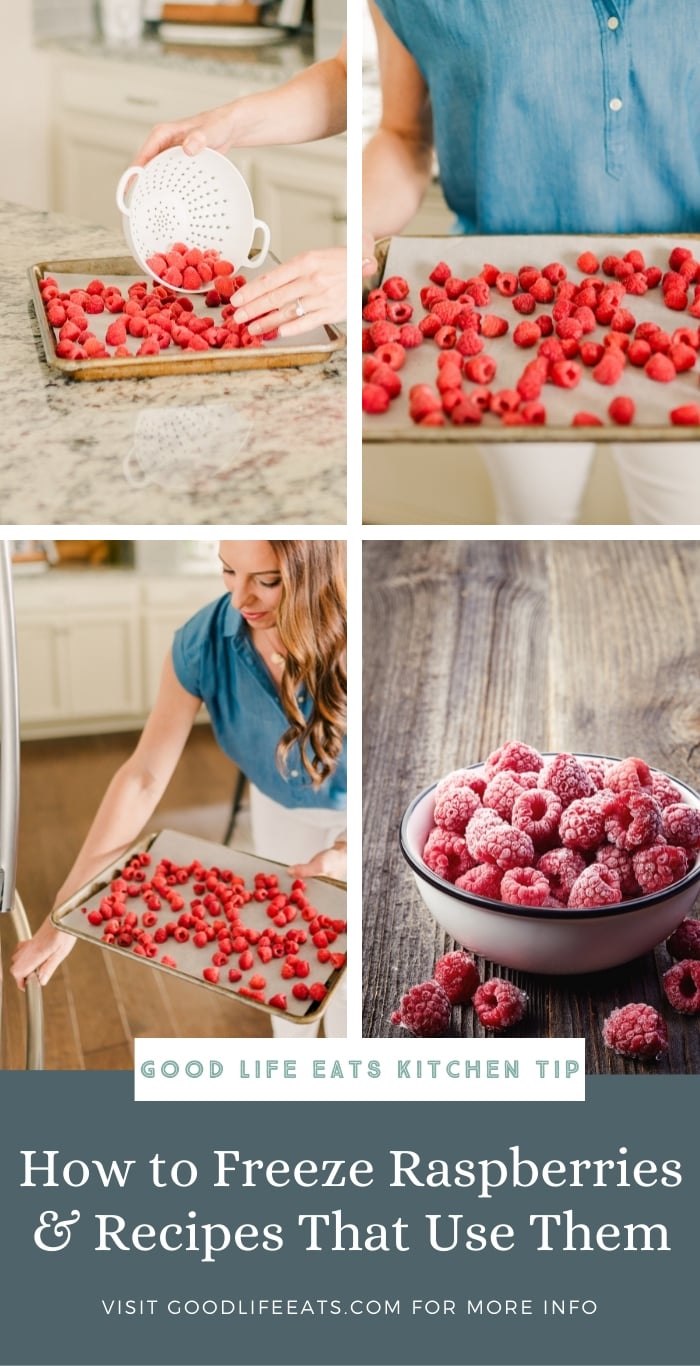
[134,38,347,166]
[10,654,202,989]
[363,3,434,240]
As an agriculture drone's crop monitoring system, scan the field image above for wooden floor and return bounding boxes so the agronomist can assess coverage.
[1,726,276,1070]
[362,540,700,1073]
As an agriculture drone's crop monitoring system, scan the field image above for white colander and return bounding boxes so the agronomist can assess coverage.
[115,146,271,291]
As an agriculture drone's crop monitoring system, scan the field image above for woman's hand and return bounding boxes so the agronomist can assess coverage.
[11,918,75,990]
[362,229,378,279]
[231,247,347,337]
[133,105,238,167]
[288,838,347,883]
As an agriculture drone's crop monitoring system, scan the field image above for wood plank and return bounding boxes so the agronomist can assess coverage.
[362,540,700,1074]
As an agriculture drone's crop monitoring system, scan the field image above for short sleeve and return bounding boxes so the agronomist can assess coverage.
[171,611,206,699]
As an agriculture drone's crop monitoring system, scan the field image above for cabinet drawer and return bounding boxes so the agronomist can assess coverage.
[54,59,237,127]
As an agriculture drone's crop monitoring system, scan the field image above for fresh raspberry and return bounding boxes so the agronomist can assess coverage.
[632,844,689,893]
[666,918,700,960]
[423,827,474,883]
[516,358,547,399]
[433,781,481,834]
[645,354,676,382]
[432,300,462,325]
[495,272,518,297]
[651,774,683,809]
[369,319,401,347]
[670,404,700,425]
[429,261,451,285]
[664,288,688,311]
[605,791,662,851]
[669,246,694,270]
[520,400,547,424]
[500,866,551,907]
[456,330,484,357]
[480,314,509,338]
[464,354,497,384]
[484,741,544,779]
[536,848,586,902]
[538,753,593,807]
[391,980,451,1036]
[511,788,562,849]
[595,844,640,898]
[455,864,504,900]
[512,292,536,315]
[398,324,423,349]
[530,277,555,303]
[374,341,406,370]
[370,364,402,398]
[559,796,607,851]
[542,261,567,284]
[551,360,582,388]
[668,342,696,372]
[451,400,483,426]
[383,275,410,300]
[604,757,653,795]
[577,251,599,274]
[608,396,635,425]
[662,959,700,1014]
[473,978,527,1031]
[489,389,521,415]
[661,803,700,852]
[568,865,621,908]
[362,383,390,414]
[464,278,490,307]
[518,266,540,291]
[602,1004,668,1060]
[593,352,624,384]
[572,412,604,426]
[483,770,538,821]
[513,321,541,348]
[434,950,480,1004]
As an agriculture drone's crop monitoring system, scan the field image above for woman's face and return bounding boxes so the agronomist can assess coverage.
[219,541,283,629]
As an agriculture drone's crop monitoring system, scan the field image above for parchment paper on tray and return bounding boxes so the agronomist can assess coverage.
[30,256,345,381]
[52,829,347,1024]
[363,234,700,442]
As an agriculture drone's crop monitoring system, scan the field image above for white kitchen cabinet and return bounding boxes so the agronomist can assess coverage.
[14,572,222,738]
[51,53,346,260]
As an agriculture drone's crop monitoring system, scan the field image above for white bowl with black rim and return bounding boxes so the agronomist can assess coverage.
[399,754,700,974]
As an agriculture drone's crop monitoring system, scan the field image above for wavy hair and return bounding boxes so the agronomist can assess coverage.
[271,540,347,787]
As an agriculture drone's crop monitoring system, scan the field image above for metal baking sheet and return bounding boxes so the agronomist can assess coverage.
[51,829,347,1025]
[363,234,700,441]
[30,256,345,381]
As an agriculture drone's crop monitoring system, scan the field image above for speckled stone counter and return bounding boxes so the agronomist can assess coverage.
[40,32,315,86]
[0,202,345,525]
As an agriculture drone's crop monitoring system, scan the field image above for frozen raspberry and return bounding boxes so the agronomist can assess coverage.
[500,866,551,907]
[478,820,535,872]
[595,845,640,898]
[568,865,621,909]
[662,959,700,1014]
[605,791,662,851]
[536,847,586,902]
[582,757,611,790]
[362,383,390,414]
[483,770,538,821]
[455,863,504,900]
[484,741,544,780]
[538,753,593,807]
[645,354,676,382]
[666,918,700,960]
[652,774,683,809]
[670,404,700,425]
[434,781,481,834]
[661,803,700,852]
[602,1004,668,1060]
[633,843,688,893]
[473,978,527,1031]
[391,980,451,1036]
[434,951,480,1004]
[604,756,653,796]
[608,396,635,425]
[466,808,509,863]
[560,796,607,851]
[511,788,562,849]
[423,827,474,883]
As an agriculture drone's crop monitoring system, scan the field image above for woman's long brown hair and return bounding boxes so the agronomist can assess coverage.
[271,540,347,787]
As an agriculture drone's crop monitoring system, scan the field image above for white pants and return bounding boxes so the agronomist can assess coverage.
[479,442,700,525]
[249,785,347,1040]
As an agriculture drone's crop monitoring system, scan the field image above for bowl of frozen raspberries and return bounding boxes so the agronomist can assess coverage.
[399,744,700,974]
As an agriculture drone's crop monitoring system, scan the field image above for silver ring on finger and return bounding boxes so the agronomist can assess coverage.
[294,298,306,318]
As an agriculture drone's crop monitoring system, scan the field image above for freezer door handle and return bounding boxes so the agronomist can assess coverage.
[0,541,20,916]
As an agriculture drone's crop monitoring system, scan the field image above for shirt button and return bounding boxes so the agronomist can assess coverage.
[607,16,619,29]
[290,769,299,778]
[609,97,623,111]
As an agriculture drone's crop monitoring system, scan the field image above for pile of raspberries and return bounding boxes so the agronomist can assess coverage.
[82,851,346,1014]
[391,950,527,1037]
[363,245,700,427]
[422,743,700,908]
[39,244,276,361]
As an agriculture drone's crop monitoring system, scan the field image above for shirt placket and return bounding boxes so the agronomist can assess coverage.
[232,630,310,790]
[591,0,629,180]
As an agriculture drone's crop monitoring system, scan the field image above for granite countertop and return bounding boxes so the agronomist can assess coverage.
[0,202,345,526]
[40,32,315,86]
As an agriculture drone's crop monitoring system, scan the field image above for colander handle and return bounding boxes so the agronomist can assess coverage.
[116,165,143,215]
[241,218,271,269]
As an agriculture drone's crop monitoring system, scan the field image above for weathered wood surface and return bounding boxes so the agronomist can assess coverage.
[362,540,700,1073]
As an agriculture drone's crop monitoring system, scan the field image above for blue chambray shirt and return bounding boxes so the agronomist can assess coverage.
[374,0,700,235]
[172,594,347,812]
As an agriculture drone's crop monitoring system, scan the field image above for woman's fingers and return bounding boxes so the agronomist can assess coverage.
[232,248,347,335]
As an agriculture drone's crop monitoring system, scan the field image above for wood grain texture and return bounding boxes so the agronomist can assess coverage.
[362,540,700,1073]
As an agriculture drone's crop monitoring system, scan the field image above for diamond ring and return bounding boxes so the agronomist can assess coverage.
[294,298,306,318]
